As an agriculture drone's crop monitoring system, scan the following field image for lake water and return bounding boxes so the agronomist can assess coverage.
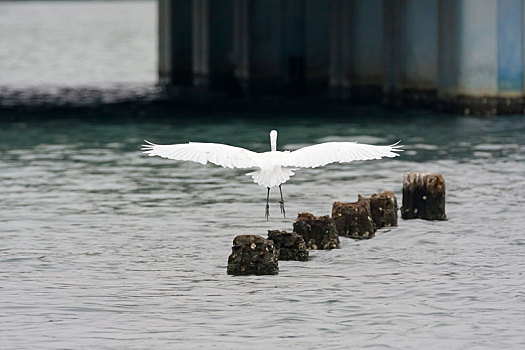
[1,2,525,350]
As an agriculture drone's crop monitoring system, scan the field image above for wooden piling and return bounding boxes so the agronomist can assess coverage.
[332,196,376,239]
[227,235,279,275]
[402,172,446,220]
[369,191,398,228]
[268,230,309,261]
[293,213,340,250]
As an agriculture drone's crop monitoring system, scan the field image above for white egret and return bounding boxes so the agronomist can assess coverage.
[142,130,402,219]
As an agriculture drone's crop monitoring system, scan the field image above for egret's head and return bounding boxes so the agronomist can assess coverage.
[269,130,278,151]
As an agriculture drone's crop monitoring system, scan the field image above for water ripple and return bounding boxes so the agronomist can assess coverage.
[1,115,525,349]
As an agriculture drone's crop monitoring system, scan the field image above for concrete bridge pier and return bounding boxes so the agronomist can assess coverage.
[191,0,209,89]
[350,0,384,103]
[282,0,305,95]
[159,0,237,92]
[245,0,284,93]
[329,0,351,99]
[158,0,192,86]
[383,0,439,108]
[158,0,525,114]
[209,0,234,91]
[438,0,524,114]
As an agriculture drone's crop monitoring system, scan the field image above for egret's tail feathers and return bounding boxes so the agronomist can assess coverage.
[246,168,296,188]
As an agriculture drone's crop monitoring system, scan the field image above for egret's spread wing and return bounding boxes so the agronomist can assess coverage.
[142,141,259,169]
[281,141,402,168]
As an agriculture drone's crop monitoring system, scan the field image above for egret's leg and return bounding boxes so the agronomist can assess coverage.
[265,187,270,220]
[279,185,286,217]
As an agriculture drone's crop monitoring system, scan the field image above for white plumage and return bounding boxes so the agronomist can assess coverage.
[142,129,402,218]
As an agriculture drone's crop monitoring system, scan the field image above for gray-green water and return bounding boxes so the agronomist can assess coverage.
[1,114,525,349]
[1,1,525,349]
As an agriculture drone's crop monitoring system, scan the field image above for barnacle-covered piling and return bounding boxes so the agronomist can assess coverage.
[227,235,279,275]
[268,230,309,261]
[402,172,446,220]
[293,213,340,250]
[369,191,398,228]
[332,196,376,239]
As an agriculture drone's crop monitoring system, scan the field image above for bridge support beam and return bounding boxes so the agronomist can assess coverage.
[158,0,525,114]
[192,0,209,89]
[329,0,351,99]
[383,0,438,108]
[351,0,384,103]
[209,0,235,91]
[304,0,330,93]
[248,0,283,93]
[282,0,305,95]
[439,0,524,114]
[159,0,192,85]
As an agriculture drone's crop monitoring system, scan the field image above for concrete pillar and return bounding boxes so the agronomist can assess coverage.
[192,0,209,88]
[438,0,525,114]
[156,0,525,115]
[383,0,438,107]
[402,0,438,105]
[383,0,403,105]
[304,0,330,93]
[438,0,458,101]
[158,0,192,85]
[438,0,503,114]
[329,0,352,99]
[209,0,235,91]
[497,0,524,112]
[249,0,283,92]
[233,0,250,93]
[158,0,171,83]
[351,0,384,102]
[282,0,305,94]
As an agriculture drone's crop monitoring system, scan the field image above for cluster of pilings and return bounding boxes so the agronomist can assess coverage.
[227,172,446,275]
[159,0,525,115]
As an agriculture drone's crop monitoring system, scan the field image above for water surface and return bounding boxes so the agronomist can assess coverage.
[1,113,525,349]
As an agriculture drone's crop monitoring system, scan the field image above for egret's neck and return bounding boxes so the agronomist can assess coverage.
[270,130,277,152]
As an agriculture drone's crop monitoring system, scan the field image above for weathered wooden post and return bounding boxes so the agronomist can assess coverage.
[369,191,398,228]
[402,172,446,220]
[227,235,279,275]
[293,213,340,250]
[268,230,309,261]
[332,196,376,239]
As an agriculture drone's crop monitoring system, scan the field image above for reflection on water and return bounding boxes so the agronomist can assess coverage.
[1,114,525,349]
